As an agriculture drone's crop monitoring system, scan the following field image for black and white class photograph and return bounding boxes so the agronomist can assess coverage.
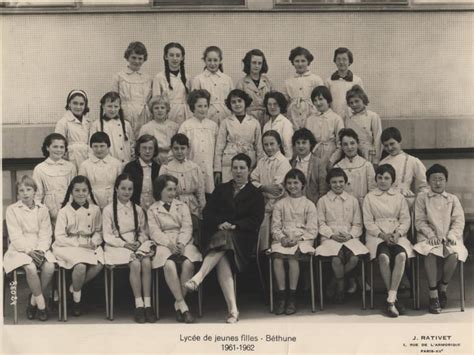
[1,0,473,354]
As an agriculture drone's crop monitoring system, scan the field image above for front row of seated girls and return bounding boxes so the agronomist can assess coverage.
[4,159,467,322]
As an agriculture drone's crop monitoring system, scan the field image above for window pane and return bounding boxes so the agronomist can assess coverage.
[81,0,148,5]
[154,0,245,6]
[276,0,407,3]
[2,0,76,7]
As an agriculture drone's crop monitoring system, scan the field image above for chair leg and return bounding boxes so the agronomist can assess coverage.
[361,259,366,310]
[58,268,62,321]
[13,270,18,325]
[318,259,323,311]
[110,268,114,321]
[269,256,273,313]
[460,262,465,312]
[255,250,266,303]
[411,258,416,310]
[155,269,160,320]
[310,256,315,313]
[61,269,67,321]
[415,255,420,310]
[370,261,374,310]
[233,273,237,299]
[198,284,203,318]
[105,267,109,320]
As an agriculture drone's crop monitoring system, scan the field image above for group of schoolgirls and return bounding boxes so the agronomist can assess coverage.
[4,41,468,324]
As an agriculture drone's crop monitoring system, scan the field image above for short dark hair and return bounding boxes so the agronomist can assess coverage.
[311,86,333,104]
[289,47,314,65]
[89,131,111,147]
[338,128,360,144]
[242,49,269,75]
[41,133,67,157]
[375,164,396,183]
[153,174,179,201]
[124,41,148,61]
[426,164,448,181]
[326,167,348,184]
[135,134,159,159]
[292,128,317,151]
[187,89,211,113]
[381,127,402,144]
[263,91,288,115]
[333,47,354,64]
[231,153,252,169]
[225,89,253,111]
[284,168,307,187]
[170,133,190,147]
[346,85,369,105]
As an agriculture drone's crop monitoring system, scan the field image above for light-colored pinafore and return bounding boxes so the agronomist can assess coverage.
[235,74,273,128]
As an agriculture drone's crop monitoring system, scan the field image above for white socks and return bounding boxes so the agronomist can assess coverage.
[387,290,397,303]
[144,297,151,308]
[69,284,81,303]
[30,294,37,306]
[176,299,189,313]
[135,298,144,308]
[31,294,46,309]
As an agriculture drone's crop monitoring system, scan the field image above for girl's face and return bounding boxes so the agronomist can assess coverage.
[127,51,145,72]
[262,136,280,157]
[341,136,358,159]
[286,177,304,197]
[161,181,177,203]
[376,172,393,191]
[72,182,89,206]
[230,96,246,116]
[382,138,402,156]
[18,184,36,207]
[165,47,184,71]
[267,98,281,117]
[231,159,250,186]
[295,138,311,158]
[68,95,86,118]
[47,139,66,161]
[348,96,365,114]
[335,53,350,73]
[204,50,221,73]
[91,142,109,160]
[102,99,120,119]
[313,95,329,113]
[194,98,209,120]
[116,179,134,204]
[152,103,168,122]
[329,176,346,195]
[171,142,189,162]
[139,140,155,163]
[292,55,309,74]
[428,173,447,194]
[250,55,263,76]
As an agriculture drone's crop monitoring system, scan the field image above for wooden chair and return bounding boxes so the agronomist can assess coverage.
[104,264,131,321]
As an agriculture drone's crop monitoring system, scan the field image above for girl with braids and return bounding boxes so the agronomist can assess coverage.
[191,46,234,127]
[52,176,104,317]
[152,42,191,126]
[33,133,76,224]
[112,41,152,136]
[103,174,156,323]
[148,175,202,323]
[90,92,135,165]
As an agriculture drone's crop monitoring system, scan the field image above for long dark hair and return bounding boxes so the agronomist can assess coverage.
[113,173,139,242]
[61,175,97,208]
[99,92,128,141]
[203,46,224,72]
[163,42,188,94]
[262,130,285,156]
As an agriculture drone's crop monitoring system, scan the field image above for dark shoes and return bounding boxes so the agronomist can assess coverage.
[134,307,146,323]
[72,301,82,317]
[274,291,286,315]
[176,310,184,322]
[385,302,399,318]
[438,290,448,309]
[429,297,442,314]
[285,295,296,315]
[335,291,345,304]
[26,303,37,320]
[182,310,195,324]
[395,300,406,315]
[144,307,156,323]
[37,308,48,321]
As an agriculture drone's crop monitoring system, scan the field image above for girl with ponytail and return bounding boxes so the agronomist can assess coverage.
[103,174,156,323]
[152,42,191,126]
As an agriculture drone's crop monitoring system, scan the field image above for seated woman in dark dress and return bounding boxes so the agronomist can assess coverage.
[185,153,265,323]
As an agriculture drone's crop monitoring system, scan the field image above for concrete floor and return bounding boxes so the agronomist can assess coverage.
[3,257,472,325]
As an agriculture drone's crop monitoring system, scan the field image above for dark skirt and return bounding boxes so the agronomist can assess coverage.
[206,230,249,273]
